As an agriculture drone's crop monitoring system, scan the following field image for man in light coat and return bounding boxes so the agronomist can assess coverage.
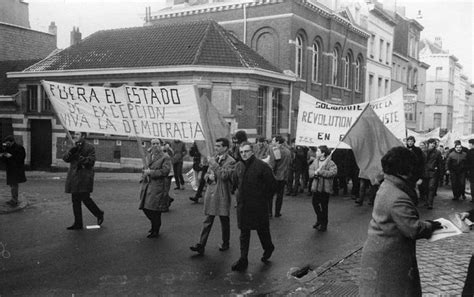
[190,138,235,254]
[63,131,104,230]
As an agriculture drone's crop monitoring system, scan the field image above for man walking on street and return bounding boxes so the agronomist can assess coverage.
[1,135,26,207]
[446,142,467,200]
[190,138,235,254]
[171,139,187,190]
[420,138,443,209]
[231,142,275,271]
[63,131,104,230]
[268,135,291,217]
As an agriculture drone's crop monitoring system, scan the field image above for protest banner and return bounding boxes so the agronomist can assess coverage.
[295,91,366,148]
[295,88,407,148]
[41,81,206,141]
[369,88,406,141]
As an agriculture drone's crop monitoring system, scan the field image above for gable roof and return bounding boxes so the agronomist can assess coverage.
[24,20,282,74]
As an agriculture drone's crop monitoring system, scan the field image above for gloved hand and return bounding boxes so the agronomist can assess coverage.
[427,220,443,231]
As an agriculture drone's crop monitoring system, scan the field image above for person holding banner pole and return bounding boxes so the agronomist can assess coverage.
[63,131,104,230]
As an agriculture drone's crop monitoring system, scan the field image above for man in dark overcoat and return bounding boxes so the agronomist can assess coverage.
[420,138,443,209]
[1,135,26,207]
[63,131,104,230]
[231,142,276,271]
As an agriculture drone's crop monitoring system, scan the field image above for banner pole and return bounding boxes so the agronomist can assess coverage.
[41,80,75,148]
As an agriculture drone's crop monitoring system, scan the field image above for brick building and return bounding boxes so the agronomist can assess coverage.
[0,0,57,169]
[8,20,294,170]
[146,0,369,137]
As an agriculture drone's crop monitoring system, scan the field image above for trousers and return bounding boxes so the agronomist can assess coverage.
[312,191,329,227]
[198,215,230,247]
[239,226,274,260]
[269,180,285,215]
[143,209,162,233]
[71,192,102,226]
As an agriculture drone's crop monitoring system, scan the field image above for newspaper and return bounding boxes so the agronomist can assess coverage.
[428,213,471,242]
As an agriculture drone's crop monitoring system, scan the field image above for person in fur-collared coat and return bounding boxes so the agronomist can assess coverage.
[139,138,172,238]
[359,147,443,297]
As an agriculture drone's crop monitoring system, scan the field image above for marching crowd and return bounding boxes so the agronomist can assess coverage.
[3,129,474,294]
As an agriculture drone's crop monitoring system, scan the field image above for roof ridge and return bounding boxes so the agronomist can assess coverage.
[210,21,250,68]
[192,20,214,65]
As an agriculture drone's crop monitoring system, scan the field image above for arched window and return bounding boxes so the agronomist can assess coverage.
[355,57,361,92]
[332,48,339,85]
[343,53,352,89]
[311,42,320,82]
[295,35,303,78]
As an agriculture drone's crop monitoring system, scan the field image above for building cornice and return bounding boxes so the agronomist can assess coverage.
[7,65,296,82]
[393,51,409,62]
[369,6,397,27]
[0,21,55,36]
[150,0,370,38]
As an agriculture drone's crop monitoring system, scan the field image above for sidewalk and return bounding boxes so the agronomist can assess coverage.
[282,224,474,296]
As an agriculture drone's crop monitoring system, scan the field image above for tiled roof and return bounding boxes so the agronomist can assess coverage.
[24,20,282,74]
[0,59,40,95]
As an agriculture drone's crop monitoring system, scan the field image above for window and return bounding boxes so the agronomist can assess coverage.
[435,67,442,80]
[27,85,38,112]
[434,113,442,128]
[271,89,281,135]
[40,86,52,112]
[332,48,339,85]
[355,58,361,92]
[405,102,415,121]
[435,89,442,104]
[159,81,177,86]
[392,63,396,77]
[378,77,383,98]
[386,43,391,64]
[412,69,418,89]
[448,89,454,105]
[257,87,266,136]
[407,68,412,86]
[369,74,374,100]
[295,35,303,78]
[135,82,152,86]
[343,54,351,89]
[369,34,375,57]
[311,42,320,82]
[385,79,389,95]
[379,38,384,62]
[397,65,401,81]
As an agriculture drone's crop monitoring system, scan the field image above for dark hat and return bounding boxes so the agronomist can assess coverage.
[3,135,14,143]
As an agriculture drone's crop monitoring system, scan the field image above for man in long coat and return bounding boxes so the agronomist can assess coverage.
[190,138,235,254]
[231,142,276,271]
[1,135,26,207]
[420,138,443,209]
[63,131,104,230]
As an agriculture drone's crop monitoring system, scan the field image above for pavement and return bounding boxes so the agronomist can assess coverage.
[2,171,474,296]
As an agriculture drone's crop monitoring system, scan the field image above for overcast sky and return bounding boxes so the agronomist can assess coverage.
[28,0,473,79]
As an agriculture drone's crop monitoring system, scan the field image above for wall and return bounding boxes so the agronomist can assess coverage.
[0,0,29,28]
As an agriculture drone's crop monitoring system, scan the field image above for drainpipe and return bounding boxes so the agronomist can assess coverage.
[288,82,293,140]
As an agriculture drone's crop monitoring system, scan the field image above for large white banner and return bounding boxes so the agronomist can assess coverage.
[42,81,205,141]
[369,88,406,141]
[295,88,406,148]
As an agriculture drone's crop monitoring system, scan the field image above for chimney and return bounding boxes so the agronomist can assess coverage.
[434,37,442,49]
[48,21,57,35]
[70,27,82,46]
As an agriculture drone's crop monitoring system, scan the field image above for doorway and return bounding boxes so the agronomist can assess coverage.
[30,119,52,170]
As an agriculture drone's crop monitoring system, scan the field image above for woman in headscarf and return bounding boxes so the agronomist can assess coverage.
[359,146,443,296]
[139,138,172,238]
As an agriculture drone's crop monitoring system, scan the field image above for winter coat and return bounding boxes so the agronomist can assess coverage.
[1,142,26,185]
[308,157,337,194]
[422,148,443,178]
[268,144,291,181]
[446,150,467,174]
[63,141,95,194]
[466,148,474,178]
[294,146,309,171]
[189,143,202,171]
[139,151,172,212]
[203,153,235,216]
[170,140,186,164]
[253,143,270,160]
[359,174,435,297]
[233,155,275,230]
[407,145,424,181]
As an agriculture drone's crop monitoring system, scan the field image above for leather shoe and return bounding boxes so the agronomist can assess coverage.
[312,222,321,229]
[190,244,205,255]
[97,212,104,225]
[147,231,159,238]
[274,213,282,217]
[66,225,83,230]
[189,196,199,203]
[218,243,229,251]
[261,245,275,262]
[318,226,327,232]
[231,258,248,271]
[6,200,18,207]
